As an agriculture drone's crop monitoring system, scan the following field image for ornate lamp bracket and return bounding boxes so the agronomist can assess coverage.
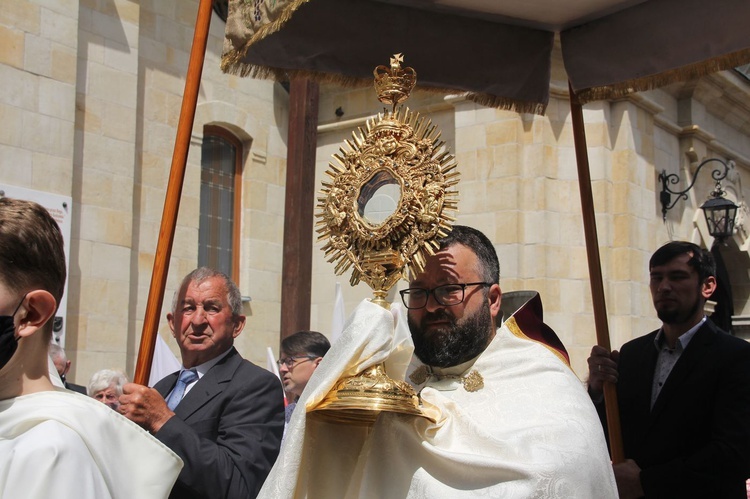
[659,158,734,220]
[659,158,738,242]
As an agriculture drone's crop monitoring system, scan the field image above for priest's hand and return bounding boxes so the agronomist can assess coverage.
[586,345,619,400]
[119,382,174,434]
[613,459,644,499]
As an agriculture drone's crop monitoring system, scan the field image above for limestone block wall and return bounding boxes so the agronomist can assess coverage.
[69,0,141,385]
[0,1,78,190]
[2,0,288,385]
[0,1,80,366]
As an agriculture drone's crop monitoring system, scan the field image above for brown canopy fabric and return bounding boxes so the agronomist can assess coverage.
[222,0,750,113]
[561,0,750,102]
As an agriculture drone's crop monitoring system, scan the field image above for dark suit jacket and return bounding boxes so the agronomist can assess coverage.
[605,320,750,498]
[64,381,87,394]
[154,347,285,499]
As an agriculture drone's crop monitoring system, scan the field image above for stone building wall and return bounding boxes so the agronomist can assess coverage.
[1,0,81,367]
[0,0,289,385]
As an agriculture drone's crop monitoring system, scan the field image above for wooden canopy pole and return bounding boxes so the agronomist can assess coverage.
[133,0,213,385]
[279,79,320,343]
[568,82,625,463]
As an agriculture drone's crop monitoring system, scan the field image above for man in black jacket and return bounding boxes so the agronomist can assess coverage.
[588,241,750,498]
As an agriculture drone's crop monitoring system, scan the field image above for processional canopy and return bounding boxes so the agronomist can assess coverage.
[310,54,459,423]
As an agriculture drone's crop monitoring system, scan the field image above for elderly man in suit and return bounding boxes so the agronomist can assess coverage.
[121,267,285,499]
[588,241,750,498]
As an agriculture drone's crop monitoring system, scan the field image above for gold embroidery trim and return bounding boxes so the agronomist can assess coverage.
[409,366,484,392]
[462,370,484,392]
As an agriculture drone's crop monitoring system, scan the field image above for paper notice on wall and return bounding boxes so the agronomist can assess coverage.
[0,185,73,346]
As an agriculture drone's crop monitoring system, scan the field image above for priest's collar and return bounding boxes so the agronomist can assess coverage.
[409,339,488,392]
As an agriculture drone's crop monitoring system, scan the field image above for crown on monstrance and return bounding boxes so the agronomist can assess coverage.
[373,53,417,106]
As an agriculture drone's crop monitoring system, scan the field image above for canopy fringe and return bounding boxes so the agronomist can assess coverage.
[576,48,750,104]
[467,93,547,115]
[221,0,312,72]
[218,64,476,101]
[220,60,549,115]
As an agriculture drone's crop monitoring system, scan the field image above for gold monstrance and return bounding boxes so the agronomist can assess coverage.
[310,54,460,424]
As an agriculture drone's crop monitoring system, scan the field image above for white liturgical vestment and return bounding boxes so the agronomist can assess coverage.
[259,294,617,498]
[0,389,183,498]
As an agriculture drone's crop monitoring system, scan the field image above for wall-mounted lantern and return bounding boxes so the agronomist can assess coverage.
[659,158,738,241]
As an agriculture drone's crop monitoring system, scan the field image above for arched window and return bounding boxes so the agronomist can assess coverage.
[199,126,242,281]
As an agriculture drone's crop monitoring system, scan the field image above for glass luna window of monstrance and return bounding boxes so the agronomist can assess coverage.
[357,170,402,225]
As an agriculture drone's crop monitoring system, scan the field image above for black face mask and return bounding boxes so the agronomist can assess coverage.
[0,295,27,370]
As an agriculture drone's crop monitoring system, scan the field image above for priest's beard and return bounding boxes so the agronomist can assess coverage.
[409,299,493,368]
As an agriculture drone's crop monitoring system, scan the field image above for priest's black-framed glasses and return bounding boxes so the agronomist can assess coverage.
[400,282,491,309]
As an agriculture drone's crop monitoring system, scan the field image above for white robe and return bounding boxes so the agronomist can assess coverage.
[0,389,183,499]
[259,296,618,498]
